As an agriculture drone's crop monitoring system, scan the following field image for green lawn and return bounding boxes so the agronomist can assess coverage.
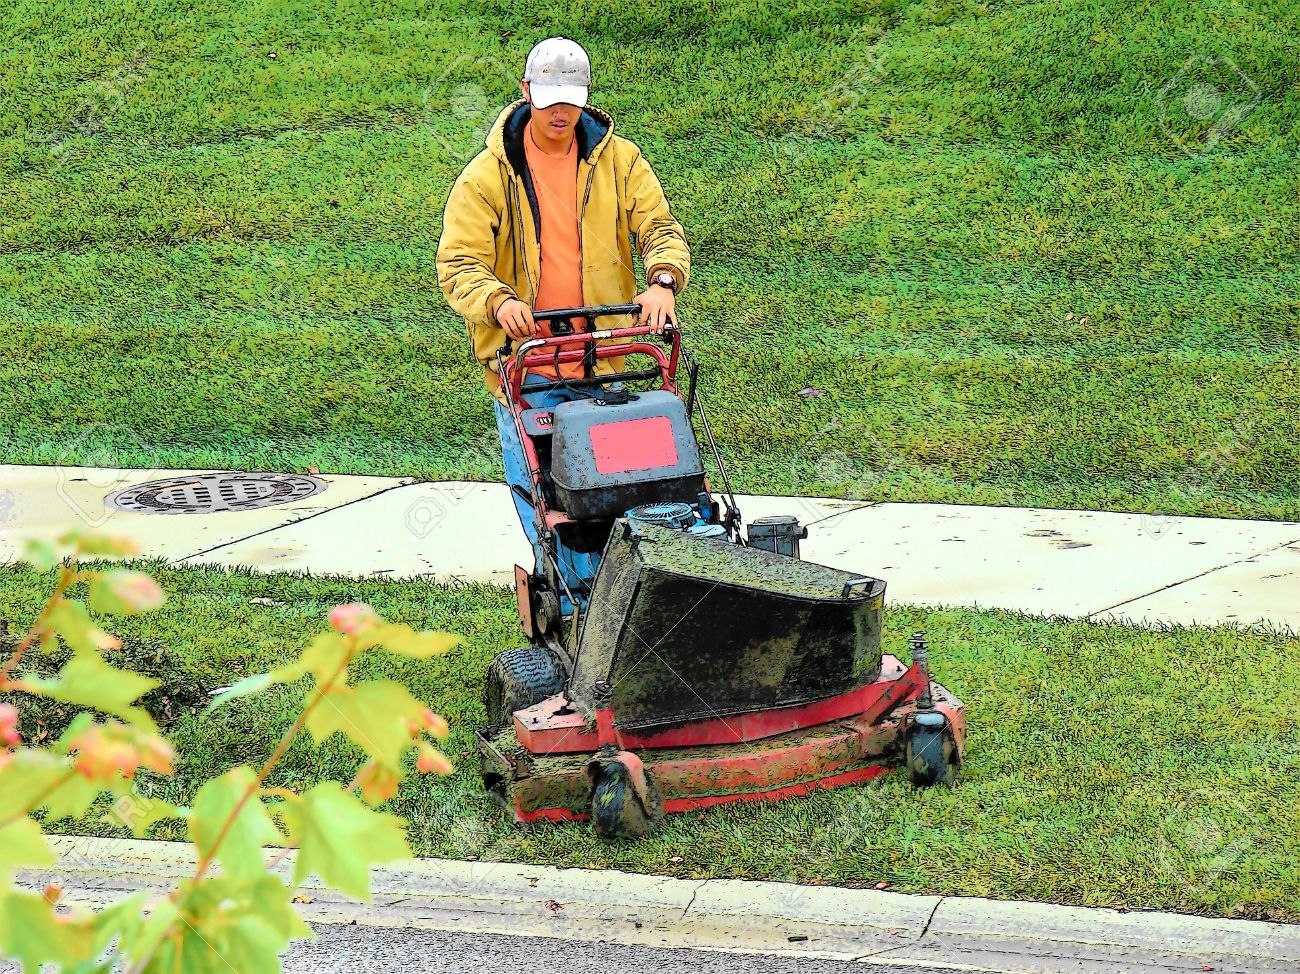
[2,0,1298,517]
[4,562,1297,921]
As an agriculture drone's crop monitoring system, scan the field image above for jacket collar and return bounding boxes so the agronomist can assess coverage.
[487,99,614,176]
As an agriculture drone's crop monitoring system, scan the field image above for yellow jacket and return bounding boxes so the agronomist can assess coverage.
[437,100,691,400]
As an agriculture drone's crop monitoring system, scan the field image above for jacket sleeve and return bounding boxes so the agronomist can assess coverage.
[623,147,691,293]
[436,165,515,327]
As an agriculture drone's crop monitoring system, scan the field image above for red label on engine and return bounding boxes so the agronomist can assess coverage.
[589,417,679,474]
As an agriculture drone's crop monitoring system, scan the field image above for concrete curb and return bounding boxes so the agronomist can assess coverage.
[23,836,1300,973]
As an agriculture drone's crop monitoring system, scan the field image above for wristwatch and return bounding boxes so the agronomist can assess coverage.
[650,271,678,294]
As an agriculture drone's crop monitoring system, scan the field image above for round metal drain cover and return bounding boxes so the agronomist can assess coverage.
[107,473,327,515]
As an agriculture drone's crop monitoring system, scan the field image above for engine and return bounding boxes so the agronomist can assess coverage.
[549,388,706,520]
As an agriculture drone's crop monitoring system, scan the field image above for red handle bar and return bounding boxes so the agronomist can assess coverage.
[501,323,682,403]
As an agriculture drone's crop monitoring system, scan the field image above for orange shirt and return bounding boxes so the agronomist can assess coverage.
[523,124,585,378]
[524,125,584,318]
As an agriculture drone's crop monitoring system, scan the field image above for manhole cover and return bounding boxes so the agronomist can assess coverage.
[107,473,327,515]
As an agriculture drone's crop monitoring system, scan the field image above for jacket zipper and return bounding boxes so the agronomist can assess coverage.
[510,176,537,301]
[577,163,595,308]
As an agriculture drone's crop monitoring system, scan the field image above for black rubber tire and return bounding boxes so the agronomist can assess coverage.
[906,719,959,788]
[483,645,564,733]
[590,759,662,840]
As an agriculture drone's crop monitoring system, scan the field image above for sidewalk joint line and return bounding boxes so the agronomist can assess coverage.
[920,895,944,938]
[802,502,881,528]
[849,943,911,962]
[679,880,704,919]
[1088,535,1300,618]
[173,480,417,564]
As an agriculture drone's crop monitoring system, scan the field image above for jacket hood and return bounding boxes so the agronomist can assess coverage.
[485,99,615,175]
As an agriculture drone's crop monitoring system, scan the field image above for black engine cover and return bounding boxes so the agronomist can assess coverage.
[550,391,705,520]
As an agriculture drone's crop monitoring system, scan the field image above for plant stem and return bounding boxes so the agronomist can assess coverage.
[0,679,43,695]
[0,562,76,680]
[189,642,355,884]
[0,767,79,830]
[264,845,297,870]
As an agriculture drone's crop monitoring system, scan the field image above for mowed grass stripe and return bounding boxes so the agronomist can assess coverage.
[7,128,1298,277]
[3,241,1297,357]
[3,0,1295,157]
[5,305,1298,515]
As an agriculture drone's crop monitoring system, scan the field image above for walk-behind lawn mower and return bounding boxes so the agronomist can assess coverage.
[477,305,965,839]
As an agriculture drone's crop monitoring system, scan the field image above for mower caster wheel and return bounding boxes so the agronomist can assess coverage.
[590,757,663,840]
[906,711,960,788]
[483,645,564,733]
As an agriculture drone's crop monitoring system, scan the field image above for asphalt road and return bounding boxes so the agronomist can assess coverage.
[284,924,944,974]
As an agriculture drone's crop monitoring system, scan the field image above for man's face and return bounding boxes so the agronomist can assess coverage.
[522,81,583,138]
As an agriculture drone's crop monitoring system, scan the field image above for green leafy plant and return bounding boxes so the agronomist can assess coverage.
[0,530,457,973]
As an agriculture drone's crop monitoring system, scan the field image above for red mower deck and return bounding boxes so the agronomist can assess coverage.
[478,656,966,824]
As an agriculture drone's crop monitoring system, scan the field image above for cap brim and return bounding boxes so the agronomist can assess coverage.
[529,84,588,109]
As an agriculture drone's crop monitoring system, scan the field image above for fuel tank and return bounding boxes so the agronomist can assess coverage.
[550,390,706,520]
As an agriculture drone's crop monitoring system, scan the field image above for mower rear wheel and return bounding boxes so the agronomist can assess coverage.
[906,711,960,787]
[483,645,565,733]
[591,759,663,840]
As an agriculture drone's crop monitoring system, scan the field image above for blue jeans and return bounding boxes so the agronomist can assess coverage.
[495,376,602,614]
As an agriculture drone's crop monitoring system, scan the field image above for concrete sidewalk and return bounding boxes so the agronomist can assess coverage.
[2,463,1297,631]
[21,836,1300,974]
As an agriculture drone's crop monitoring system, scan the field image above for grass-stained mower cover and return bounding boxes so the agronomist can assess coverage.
[567,520,885,730]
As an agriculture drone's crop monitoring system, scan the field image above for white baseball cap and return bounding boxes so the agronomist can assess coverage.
[524,37,590,109]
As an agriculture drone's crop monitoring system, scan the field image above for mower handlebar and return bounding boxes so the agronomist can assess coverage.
[530,303,644,323]
[500,303,680,359]
[513,322,679,362]
[495,303,683,404]
[500,304,643,356]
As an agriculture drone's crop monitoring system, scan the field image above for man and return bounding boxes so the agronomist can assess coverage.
[437,37,691,610]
